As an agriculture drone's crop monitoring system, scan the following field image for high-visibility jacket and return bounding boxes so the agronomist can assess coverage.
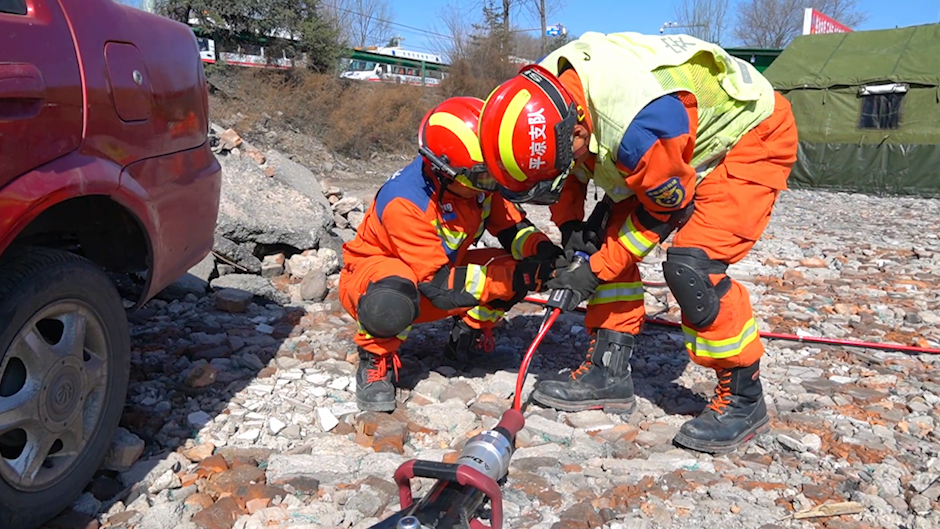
[342,156,551,305]
[538,31,779,281]
[541,31,776,201]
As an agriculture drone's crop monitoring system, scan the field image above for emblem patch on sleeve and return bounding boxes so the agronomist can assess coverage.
[645,177,685,209]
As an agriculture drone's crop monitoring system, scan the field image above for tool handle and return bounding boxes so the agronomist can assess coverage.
[493,408,525,441]
[394,460,504,529]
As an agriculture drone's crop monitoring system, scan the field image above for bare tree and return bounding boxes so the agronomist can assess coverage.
[430,0,481,63]
[734,0,866,48]
[672,0,731,44]
[521,0,566,56]
[325,0,393,48]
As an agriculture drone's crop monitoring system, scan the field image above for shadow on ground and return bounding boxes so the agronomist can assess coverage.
[395,309,709,418]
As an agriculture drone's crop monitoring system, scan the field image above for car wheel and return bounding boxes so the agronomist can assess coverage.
[0,247,130,529]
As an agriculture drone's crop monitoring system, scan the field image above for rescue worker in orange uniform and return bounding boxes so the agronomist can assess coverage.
[339,97,562,412]
[477,32,798,453]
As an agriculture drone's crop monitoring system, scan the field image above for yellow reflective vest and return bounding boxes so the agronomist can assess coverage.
[538,31,777,202]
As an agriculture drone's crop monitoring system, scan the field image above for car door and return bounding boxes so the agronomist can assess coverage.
[0,0,83,188]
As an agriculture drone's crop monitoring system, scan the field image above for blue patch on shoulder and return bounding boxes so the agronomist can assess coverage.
[616,94,690,172]
[374,157,435,219]
[645,177,686,209]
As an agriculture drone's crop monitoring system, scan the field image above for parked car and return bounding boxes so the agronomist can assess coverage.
[0,0,221,526]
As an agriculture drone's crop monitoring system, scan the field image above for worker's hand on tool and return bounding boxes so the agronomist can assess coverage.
[513,255,557,293]
[532,241,564,262]
[544,257,600,303]
[559,220,602,262]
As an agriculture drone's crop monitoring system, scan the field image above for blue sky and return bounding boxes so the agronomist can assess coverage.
[378,0,939,57]
[118,0,938,59]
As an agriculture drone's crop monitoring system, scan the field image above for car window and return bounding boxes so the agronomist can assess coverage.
[0,0,27,15]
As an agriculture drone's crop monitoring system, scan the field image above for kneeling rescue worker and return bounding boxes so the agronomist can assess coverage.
[477,31,798,453]
[339,96,562,412]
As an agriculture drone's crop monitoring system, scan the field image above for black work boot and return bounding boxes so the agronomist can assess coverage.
[673,360,769,454]
[442,317,519,371]
[355,347,400,412]
[531,329,637,414]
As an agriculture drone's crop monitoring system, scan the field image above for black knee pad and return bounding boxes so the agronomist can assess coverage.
[358,276,420,338]
[662,247,731,328]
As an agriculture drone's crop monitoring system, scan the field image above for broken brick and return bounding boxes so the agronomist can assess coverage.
[509,472,563,509]
[197,454,229,476]
[373,420,409,454]
[192,497,244,529]
[205,465,266,496]
[185,492,216,510]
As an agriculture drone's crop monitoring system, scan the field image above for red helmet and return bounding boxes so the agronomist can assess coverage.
[478,64,580,204]
[418,96,497,192]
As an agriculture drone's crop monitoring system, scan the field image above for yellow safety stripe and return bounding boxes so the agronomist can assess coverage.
[464,264,487,302]
[467,305,504,324]
[510,225,537,260]
[474,195,493,241]
[498,89,532,182]
[428,112,484,162]
[357,323,413,341]
[683,318,759,359]
[431,219,468,251]
[587,282,645,305]
[618,214,657,258]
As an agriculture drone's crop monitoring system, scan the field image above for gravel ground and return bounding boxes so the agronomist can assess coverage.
[46,139,940,529]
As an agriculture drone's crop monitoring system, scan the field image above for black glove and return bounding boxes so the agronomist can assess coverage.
[513,256,556,293]
[559,220,602,262]
[532,241,564,262]
[417,266,480,311]
[490,255,557,311]
[544,256,600,305]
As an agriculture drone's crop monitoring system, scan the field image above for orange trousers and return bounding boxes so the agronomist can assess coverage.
[587,92,799,370]
[339,248,519,355]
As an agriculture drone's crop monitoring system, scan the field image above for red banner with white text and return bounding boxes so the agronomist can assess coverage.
[802,8,853,35]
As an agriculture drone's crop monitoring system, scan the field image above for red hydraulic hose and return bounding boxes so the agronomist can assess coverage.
[521,296,940,355]
[513,308,561,411]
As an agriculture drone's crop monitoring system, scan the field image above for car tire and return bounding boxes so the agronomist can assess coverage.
[0,247,130,529]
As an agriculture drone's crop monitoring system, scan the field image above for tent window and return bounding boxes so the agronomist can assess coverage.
[858,83,907,130]
[859,94,903,129]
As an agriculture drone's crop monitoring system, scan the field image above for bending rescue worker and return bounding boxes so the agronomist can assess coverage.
[476,31,799,453]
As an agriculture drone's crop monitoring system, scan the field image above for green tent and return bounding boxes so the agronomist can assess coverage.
[762,24,940,197]
[724,47,783,73]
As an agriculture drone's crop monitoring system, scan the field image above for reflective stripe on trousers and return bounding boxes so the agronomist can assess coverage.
[683,317,759,359]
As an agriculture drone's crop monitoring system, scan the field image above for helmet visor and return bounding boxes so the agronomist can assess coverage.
[498,171,570,205]
[456,166,500,192]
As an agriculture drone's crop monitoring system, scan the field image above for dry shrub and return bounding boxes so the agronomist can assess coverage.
[208,66,443,158]
[439,58,506,100]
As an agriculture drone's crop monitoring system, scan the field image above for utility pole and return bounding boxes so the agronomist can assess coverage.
[539,0,547,57]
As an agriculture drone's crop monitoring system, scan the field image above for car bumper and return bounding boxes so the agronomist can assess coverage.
[118,141,222,305]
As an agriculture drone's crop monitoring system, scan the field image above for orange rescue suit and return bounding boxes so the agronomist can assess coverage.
[551,68,799,370]
[340,156,551,356]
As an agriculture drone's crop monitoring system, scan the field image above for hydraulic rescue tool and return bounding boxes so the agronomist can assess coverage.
[367,197,614,529]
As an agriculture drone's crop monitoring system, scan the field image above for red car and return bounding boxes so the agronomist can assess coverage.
[0,0,221,526]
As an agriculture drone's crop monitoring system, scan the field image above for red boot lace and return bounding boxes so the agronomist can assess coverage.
[366,352,402,383]
[570,335,597,380]
[706,369,733,414]
[474,327,496,353]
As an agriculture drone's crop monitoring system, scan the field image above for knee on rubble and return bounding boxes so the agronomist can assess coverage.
[358,276,421,338]
[662,246,732,329]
